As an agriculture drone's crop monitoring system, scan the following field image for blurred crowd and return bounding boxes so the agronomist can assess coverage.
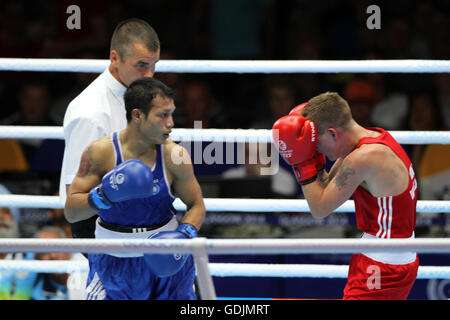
[0,0,449,299]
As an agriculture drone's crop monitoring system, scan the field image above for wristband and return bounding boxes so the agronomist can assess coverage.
[176,223,198,239]
[88,186,113,211]
[293,159,318,185]
[293,168,317,185]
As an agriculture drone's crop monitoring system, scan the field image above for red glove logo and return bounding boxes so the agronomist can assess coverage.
[278,140,287,151]
[277,140,293,159]
[309,121,316,143]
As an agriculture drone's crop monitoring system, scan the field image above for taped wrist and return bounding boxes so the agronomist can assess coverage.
[293,160,318,185]
[176,223,198,239]
[88,185,113,211]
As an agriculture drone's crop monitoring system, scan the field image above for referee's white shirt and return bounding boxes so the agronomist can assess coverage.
[59,68,127,204]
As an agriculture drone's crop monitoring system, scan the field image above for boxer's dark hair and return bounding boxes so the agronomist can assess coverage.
[124,77,174,122]
[110,18,160,60]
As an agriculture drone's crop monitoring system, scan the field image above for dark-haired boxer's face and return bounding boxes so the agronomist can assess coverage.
[140,95,175,144]
[110,42,160,87]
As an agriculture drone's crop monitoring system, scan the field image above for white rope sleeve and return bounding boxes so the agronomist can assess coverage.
[0,195,448,213]
[0,260,448,279]
[1,58,449,73]
[209,263,450,280]
[1,126,449,144]
[0,238,449,254]
[0,126,64,139]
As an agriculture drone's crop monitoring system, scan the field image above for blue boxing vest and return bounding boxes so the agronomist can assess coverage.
[86,132,196,300]
[97,131,176,227]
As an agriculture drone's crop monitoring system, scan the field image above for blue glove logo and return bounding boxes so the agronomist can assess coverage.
[109,173,125,190]
[116,173,125,184]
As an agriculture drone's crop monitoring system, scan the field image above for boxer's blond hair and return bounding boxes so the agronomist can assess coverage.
[302,92,353,135]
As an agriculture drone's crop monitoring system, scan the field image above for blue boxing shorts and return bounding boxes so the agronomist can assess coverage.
[85,217,196,300]
[85,254,196,300]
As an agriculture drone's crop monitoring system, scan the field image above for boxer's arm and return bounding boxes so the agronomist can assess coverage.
[328,158,345,181]
[316,157,344,188]
[316,169,329,188]
[302,150,370,219]
[167,144,205,231]
[64,143,110,223]
[61,117,108,198]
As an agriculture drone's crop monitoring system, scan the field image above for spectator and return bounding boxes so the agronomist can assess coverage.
[30,226,70,299]
[221,142,297,199]
[50,51,101,123]
[404,90,448,237]
[0,194,20,240]
[176,78,228,129]
[0,186,35,300]
[247,77,299,197]
[46,203,72,238]
[0,81,60,165]
[434,73,450,128]
[370,84,409,130]
[197,0,276,59]
[0,184,20,223]
[154,49,184,104]
[344,78,376,128]
[252,77,297,129]
[404,90,445,169]
[38,0,109,58]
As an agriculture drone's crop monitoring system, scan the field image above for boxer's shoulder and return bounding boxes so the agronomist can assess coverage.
[80,136,115,176]
[163,140,192,166]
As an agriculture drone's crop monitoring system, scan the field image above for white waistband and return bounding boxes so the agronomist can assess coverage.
[94,216,178,258]
[361,232,417,265]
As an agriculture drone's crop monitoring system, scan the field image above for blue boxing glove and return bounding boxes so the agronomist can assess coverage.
[145,223,198,277]
[88,159,153,211]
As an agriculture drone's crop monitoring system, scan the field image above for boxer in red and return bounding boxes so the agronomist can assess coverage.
[273,92,418,300]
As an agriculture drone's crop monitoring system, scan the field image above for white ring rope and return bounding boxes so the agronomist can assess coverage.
[1,60,448,292]
[0,238,449,254]
[209,263,450,280]
[1,58,450,73]
[0,260,448,280]
[0,195,449,213]
[0,126,449,144]
[2,58,448,299]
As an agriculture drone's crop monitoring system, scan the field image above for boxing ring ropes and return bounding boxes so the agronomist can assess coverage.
[1,58,450,300]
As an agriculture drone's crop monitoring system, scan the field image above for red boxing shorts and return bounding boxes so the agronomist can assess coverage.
[343,253,419,300]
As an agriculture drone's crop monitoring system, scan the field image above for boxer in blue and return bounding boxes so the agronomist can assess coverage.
[64,77,205,300]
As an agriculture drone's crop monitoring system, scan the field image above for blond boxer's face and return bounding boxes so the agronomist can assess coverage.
[110,42,160,87]
[316,128,340,161]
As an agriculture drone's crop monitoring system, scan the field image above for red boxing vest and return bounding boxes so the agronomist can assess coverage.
[352,128,418,238]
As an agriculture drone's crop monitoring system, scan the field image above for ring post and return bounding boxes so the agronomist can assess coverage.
[191,237,217,300]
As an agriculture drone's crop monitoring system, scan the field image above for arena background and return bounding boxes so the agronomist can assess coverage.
[0,0,449,300]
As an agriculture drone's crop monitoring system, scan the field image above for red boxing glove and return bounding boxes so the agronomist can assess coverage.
[289,102,308,116]
[289,101,327,173]
[315,151,326,171]
[272,114,319,185]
